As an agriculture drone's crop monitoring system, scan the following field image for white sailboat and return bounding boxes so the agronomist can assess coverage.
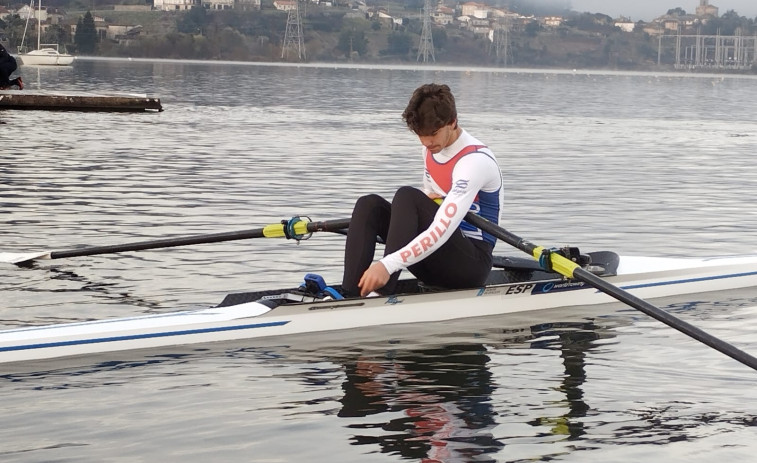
[18,0,75,66]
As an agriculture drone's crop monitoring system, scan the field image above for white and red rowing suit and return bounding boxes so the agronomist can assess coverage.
[380,130,503,275]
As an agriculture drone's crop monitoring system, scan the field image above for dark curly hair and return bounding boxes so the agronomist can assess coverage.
[401,83,458,136]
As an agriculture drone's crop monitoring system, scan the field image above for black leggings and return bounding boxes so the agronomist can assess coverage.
[342,186,493,297]
[0,55,18,86]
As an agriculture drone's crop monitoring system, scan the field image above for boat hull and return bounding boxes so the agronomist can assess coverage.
[2,254,757,364]
[19,49,75,66]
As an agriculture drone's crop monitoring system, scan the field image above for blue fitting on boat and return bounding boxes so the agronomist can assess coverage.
[300,273,344,299]
[282,216,312,241]
[322,287,344,300]
[539,248,559,272]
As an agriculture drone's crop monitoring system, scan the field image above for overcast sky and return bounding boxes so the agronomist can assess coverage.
[568,0,757,21]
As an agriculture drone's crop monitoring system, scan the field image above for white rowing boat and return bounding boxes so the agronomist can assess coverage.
[2,252,757,365]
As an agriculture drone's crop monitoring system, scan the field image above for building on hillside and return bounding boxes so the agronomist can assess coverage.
[273,0,297,11]
[377,11,396,26]
[153,0,198,11]
[432,6,454,25]
[237,0,261,10]
[695,0,718,17]
[613,17,634,32]
[203,0,234,10]
[489,8,516,20]
[107,24,143,41]
[468,17,491,35]
[114,5,153,11]
[200,0,261,10]
[460,2,490,19]
[47,8,68,25]
[542,16,563,27]
[18,5,47,21]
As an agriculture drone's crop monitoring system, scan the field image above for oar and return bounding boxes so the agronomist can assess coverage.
[464,212,757,371]
[1,217,351,266]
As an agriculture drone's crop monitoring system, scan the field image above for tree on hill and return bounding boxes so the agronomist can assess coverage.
[383,31,412,58]
[177,7,208,35]
[75,11,97,54]
[667,8,687,16]
[701,10,753,35]
[337,18,369,58]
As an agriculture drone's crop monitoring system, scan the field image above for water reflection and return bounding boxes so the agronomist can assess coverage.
[339,343,502,461]
[331,320,602,461]
[526,321,598,441]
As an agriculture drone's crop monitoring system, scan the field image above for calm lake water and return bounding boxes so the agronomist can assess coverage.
[1,59,757,462]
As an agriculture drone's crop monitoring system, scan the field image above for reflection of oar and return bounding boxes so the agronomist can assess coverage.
[464,212,757,371]
[1,217,351,266]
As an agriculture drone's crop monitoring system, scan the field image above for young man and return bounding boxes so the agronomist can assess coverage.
[342,83,503,297]
[0,44,23,90]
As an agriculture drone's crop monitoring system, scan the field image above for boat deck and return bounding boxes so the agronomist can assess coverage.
[0,89,163,112]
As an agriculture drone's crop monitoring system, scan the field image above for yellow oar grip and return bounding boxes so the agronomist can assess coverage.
[262,220,312,238]
[532,246,579,278]
[292,220,310,236]
[262,224,285,238]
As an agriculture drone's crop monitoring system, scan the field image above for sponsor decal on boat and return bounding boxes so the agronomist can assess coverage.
[533,280,586,294]
[479,283,534,296]
[505,283,534,295]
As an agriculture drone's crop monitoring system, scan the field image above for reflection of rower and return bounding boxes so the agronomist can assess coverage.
[528,320,601,439]
[336,321,604,460]
[338,344,503,461]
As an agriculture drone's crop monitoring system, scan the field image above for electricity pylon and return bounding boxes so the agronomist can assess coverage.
[417,0,435,62]
[491,19,512,66]
[282,0,305,60]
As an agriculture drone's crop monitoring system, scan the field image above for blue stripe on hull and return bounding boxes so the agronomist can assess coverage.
[0,320,290,353]
[620,270,757,291]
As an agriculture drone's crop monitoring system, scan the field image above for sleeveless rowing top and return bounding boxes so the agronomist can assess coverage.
[424,144,500,246]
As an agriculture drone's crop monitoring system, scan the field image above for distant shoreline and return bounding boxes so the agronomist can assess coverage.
[66,56,757,79]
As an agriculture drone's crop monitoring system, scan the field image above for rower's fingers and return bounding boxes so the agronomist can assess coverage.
[358,263,390,297]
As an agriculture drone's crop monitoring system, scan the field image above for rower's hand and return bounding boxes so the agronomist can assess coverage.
[358,262,390,297]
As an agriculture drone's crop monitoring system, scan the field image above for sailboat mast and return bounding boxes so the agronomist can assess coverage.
[37,0,41,49]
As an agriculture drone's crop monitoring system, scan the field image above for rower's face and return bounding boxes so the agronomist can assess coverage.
[418,121,457,154]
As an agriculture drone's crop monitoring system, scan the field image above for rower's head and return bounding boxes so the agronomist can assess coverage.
[402,83,460,154]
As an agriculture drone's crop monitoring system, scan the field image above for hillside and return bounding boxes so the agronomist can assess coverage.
[1,1,755,71]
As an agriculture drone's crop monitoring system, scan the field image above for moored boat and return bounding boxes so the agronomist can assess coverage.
[17,0,75,66]
[18,46,75,66]
[2,252,757,365]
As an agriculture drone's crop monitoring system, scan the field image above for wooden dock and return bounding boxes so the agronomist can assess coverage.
[0,90,163,112]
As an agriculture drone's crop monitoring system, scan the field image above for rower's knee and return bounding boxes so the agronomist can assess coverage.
[392,186,425,203]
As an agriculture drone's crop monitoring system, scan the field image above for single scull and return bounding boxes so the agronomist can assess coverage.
[2,251,757,365]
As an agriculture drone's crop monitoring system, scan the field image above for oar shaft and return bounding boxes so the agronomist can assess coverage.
[574,267,757,371]
[50,229,267,259]
[464,212,757,372]
[48,218,351,260]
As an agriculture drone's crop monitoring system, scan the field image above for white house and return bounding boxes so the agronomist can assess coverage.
[273,0,297,11]
[153,0,198,11]
[543,16,563,27]
[432,6,454,25]
[614,17,634,32]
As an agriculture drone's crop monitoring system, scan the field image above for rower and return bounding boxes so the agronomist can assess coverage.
[341,83,504,298]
